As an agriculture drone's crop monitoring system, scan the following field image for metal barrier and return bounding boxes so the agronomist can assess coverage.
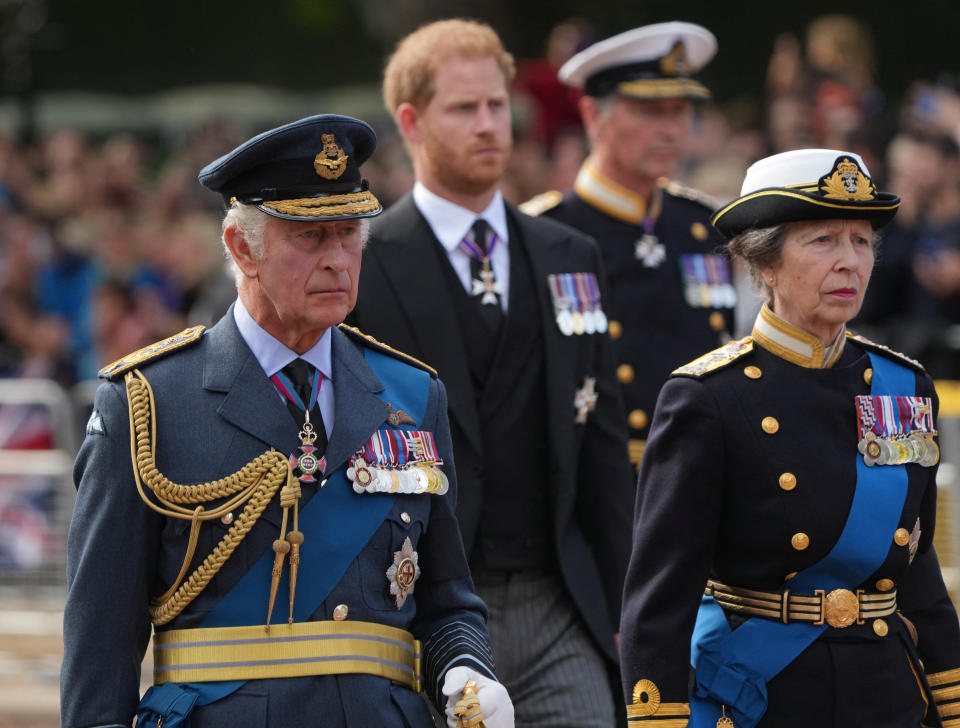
[0,378,79,587]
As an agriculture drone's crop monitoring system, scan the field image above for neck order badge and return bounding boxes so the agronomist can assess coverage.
[271,360,326,482]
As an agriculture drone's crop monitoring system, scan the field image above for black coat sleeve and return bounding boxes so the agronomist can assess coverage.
[619,375,725,711]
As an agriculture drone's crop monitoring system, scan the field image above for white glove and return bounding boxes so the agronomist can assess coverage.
[442,665,515,728]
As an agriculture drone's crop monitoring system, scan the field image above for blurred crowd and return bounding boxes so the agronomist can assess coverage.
[1,13,960,392]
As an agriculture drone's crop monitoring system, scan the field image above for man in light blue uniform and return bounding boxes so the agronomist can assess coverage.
[61,115,513,728]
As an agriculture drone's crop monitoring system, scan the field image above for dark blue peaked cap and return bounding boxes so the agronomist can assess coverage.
[198,114,382,222]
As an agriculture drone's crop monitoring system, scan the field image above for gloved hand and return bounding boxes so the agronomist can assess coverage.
[442,665,515,728]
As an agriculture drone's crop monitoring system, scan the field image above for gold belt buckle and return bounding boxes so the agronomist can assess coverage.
[818,588,861,628]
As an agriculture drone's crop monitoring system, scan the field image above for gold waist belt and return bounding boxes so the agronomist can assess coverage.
[705,579,897,629]
[153,620,422,691]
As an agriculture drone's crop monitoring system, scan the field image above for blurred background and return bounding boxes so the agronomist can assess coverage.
[2,0,960,723]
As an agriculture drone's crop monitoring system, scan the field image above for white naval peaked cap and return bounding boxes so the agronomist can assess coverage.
[558,21,717,99]
[739,148,872,195]
[711,148,900,239]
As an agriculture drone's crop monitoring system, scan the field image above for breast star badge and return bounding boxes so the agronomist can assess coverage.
[386,536,420,609]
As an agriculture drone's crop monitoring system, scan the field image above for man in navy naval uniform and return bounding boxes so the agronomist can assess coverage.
[526,22,736,470]
[61,115,513,727]
[347,19,634,728]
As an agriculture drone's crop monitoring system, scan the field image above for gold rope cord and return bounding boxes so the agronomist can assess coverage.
[124,369,294,625]
[262,190,381,218]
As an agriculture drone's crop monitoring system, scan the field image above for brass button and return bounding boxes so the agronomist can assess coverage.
[761,416,780,434]
[709,311,725,331]
[873,618,888,637]
[875,578,894,592]
[691,222,709,241]
[608,320,623,340]
[894,528,910,547]
[743,365,762,380]
[628,409,648,430]
[400,512,411,524]
[784,571,798,581]
[220,512,234,525]
[332,604,349,621]
[791,532,810,551]
[779,472,797,491]
[863,368,873,385]
[617,364,635,383]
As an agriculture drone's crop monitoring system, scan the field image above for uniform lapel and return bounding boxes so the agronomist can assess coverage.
[202,308,299,453]
[369,196,482,454]
[324,327,391,474]
[508,206,577,481]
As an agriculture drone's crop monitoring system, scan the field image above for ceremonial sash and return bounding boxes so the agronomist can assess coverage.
[688,352,914,728]
[137,348,430,727]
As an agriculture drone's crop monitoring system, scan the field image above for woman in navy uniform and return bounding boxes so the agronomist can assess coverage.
[620,148,960,727]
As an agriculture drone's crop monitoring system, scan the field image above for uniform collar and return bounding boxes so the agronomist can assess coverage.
[574,160,663,224]
[412,181,509,254]
[233,298,333,380]
[751,303,846,368]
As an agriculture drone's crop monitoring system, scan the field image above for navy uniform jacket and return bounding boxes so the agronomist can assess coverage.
[619,331,960,726]
[61,310,494,727]
[532,174,734,467]
[347,194,634,669]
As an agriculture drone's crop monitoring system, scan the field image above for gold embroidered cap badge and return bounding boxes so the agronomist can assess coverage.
[819,156,877,201]
[314,133,349,180]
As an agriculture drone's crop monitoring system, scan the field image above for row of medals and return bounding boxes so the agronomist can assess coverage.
[858,431,939,467]
[556,305,608,337]
[347,456,449,495]
[682,280,737,310]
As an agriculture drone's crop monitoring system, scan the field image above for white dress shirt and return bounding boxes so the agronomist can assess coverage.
[412,182,511,311]
[233,299,335,440]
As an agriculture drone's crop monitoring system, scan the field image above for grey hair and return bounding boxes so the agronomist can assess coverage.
[727,224,786,305]
[220,204,371,287]
[222,204,268,287]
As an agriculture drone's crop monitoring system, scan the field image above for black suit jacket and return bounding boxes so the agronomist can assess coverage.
[348,193,634,663]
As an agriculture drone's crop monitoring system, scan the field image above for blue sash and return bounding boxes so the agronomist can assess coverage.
[137,349,430,727]
[689,352,914,727]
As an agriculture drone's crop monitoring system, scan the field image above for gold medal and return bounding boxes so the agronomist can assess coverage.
[571,311,585,335]
[919,434,940,467]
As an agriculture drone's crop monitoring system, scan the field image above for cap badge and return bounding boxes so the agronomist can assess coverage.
[386,536,420,608]
[659,40,688,77]
[819,156,876,201]
[314,133,349,180]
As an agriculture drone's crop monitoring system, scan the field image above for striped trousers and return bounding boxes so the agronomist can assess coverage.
[473,569,617,728]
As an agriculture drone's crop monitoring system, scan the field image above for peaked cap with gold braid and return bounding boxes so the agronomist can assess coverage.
[198,114,382,222]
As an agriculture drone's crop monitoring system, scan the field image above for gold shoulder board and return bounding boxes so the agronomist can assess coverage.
[660,178,720,211]
[99,325,206,380]
[518,190,563,217]
[672,336,754,378]
[846,332,925,372]
[338,324,437,376]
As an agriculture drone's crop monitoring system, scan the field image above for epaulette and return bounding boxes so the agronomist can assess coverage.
[338,324,437,377]
[659,178,721,211]
[846,332,925,372]
[98,325,206,380]
[518,190,563,217]
[672,336,754,378]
